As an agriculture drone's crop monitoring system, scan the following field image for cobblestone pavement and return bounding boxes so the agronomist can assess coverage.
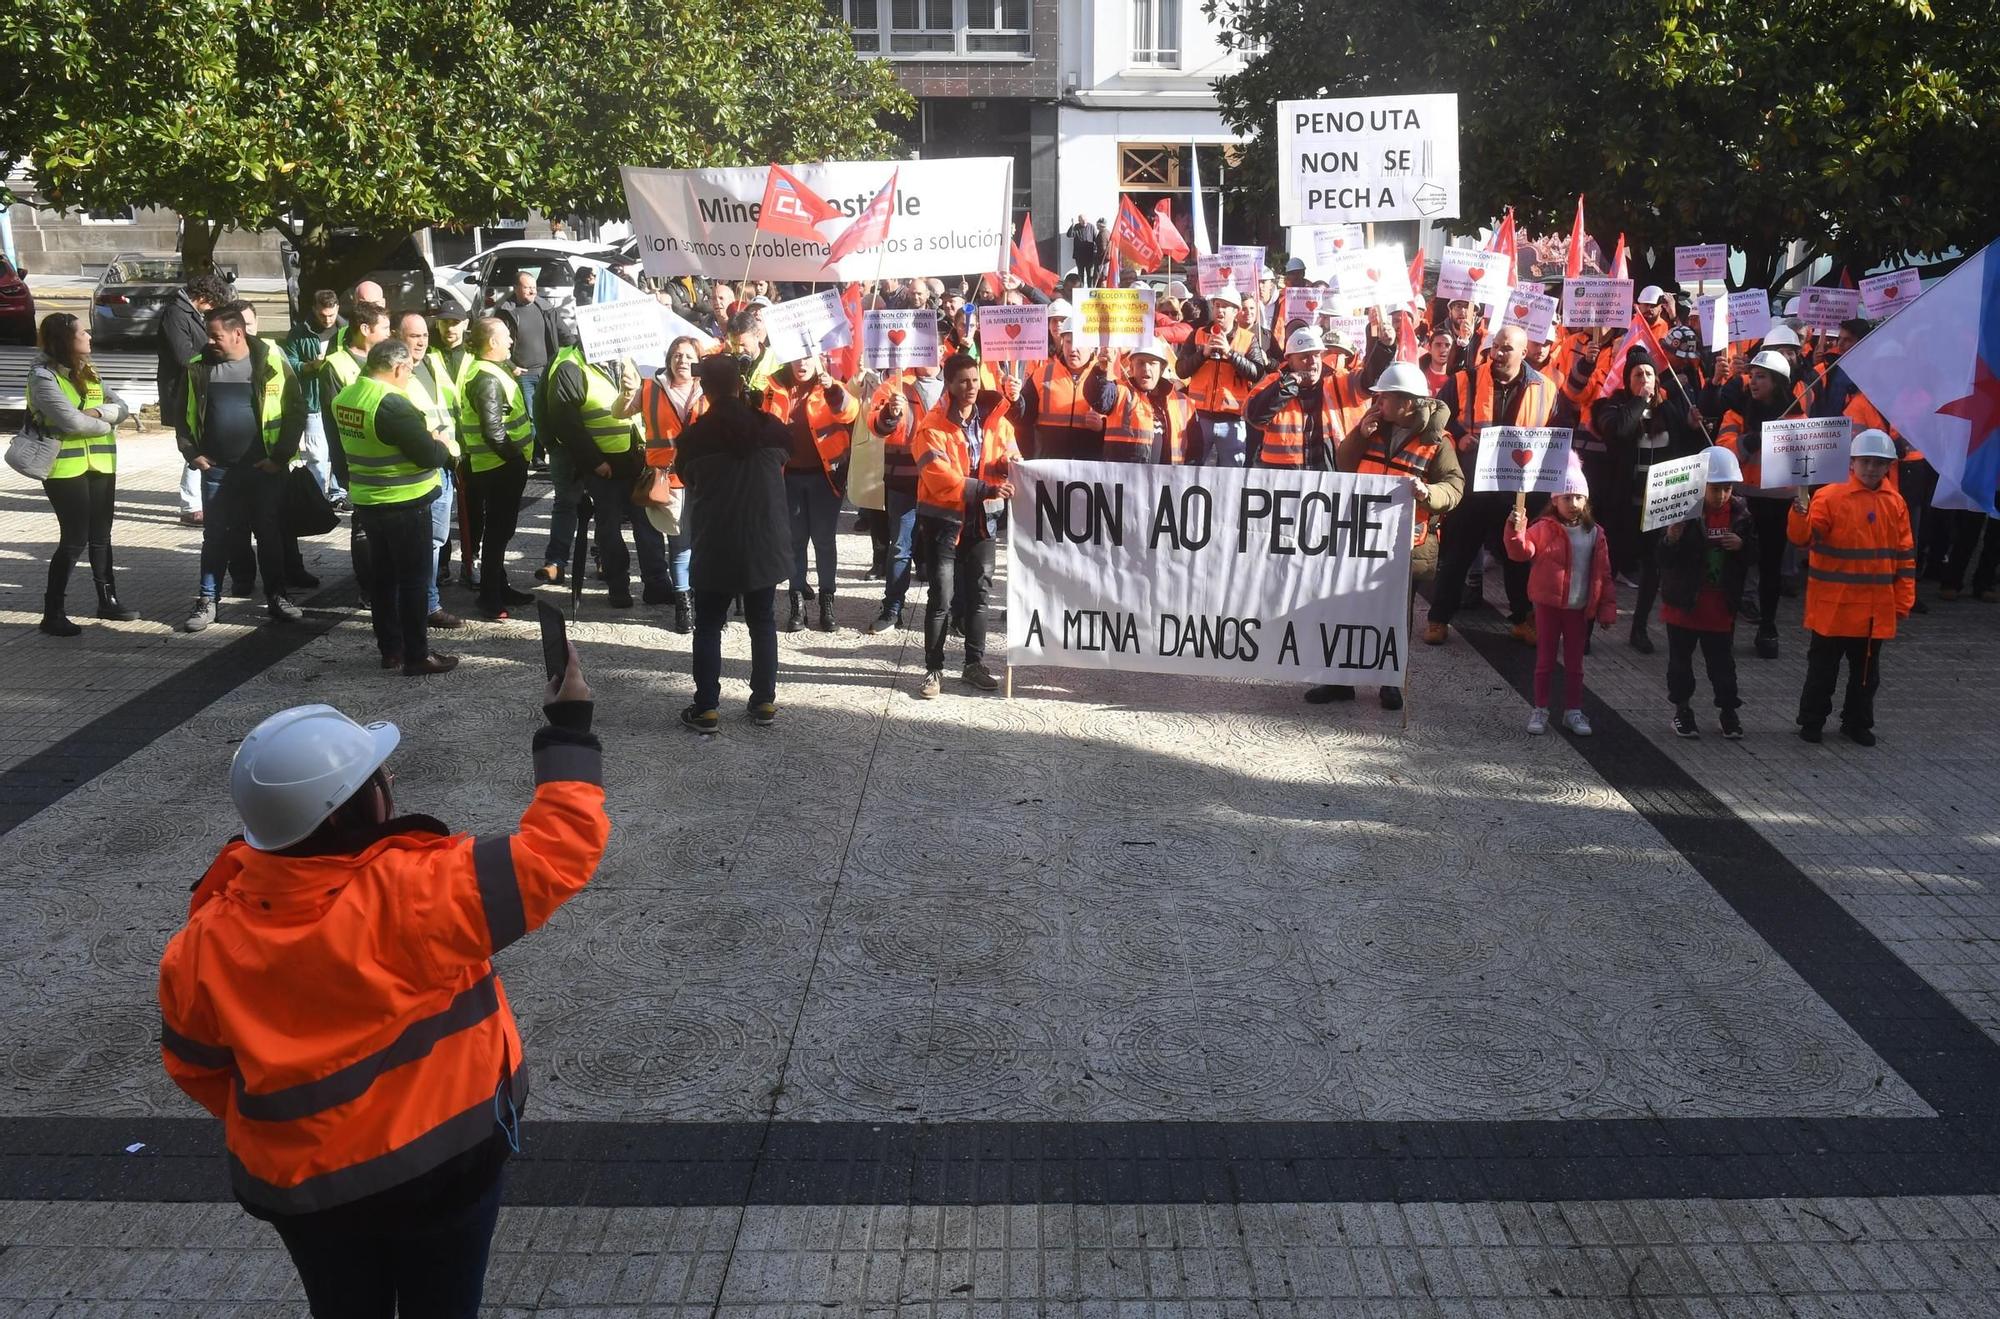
[2,444,1998,1313]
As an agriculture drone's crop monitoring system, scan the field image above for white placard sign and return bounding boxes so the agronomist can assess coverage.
[1282,287,1334,326]
[1309,224,1366,268]
[1763,416,1853,487]
[862,309,939,370]
[759,289,852,363]
[1727,290,1774,343]
[1472,427,1575,495]
[1500,289,1558,342]
[621,157,1013,282]
[1436,246,1511,307]
[975,304,1049,363]
[1332,246,1410,314]
[1217,245,1266,299]
[1675,244,1728,285]
[1694,294,1728,353]
[1796,286,1861,333]
[1007,461,1415,684]
[572,299,668,365]
[1860,268,1921,317]
[1194,253,1238,297]
[1641,453,1708,532]
[1325,315,1370,350]
[1562,278,1634,329]
[1275,94,1461,226]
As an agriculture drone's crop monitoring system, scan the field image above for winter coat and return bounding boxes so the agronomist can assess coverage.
[1504,510,1618,624]
[1787,478,1915,640]
[674,396,794,594]
[1656,495,1757,615]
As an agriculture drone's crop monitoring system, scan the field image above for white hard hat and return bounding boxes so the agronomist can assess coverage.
[1283,326,1324,356]
[1703,445,1743,484]
[1046,298,1076,321]
[1128,338,1173,364]
[1637,285,1667,305]
[1324,327,1358,355]
[749,295,773,309]
[230,705,401,851]
[1208,285,1244,307]
[1783,296,1803,317]
[1852,428,1898,461]
[1749,349,1792,379]
[1370,361,1431,397]
[1762,324,1802,349]
[1165,280,1191,301]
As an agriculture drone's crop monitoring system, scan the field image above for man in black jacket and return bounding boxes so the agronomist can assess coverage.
[495,272,559,459]
[673,353,793,732]
[159,272,235,526]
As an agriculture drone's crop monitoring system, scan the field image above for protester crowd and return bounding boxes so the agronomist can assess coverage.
[20,237,1965,745]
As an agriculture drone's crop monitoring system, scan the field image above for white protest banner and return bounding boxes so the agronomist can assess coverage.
[1641,453,1707,532]
[1275,94,1460,226]
[1332,246,1410,314]
[1500,289,1558,343]
[621,157,1012,282]
[1472,427,1575,495]
[1763,416,1853,487]
[1310,224,1366,268]
[1675,244,1728,285]
[1694,294,1728,353]
[760,288,852,363]
[1217,245,1266,298]
[1007,461,1414,684]
[1563,277,1634,329]
[976,304,1049,363]
[1436,246,1511,307]
[1726,289,1773,343]
[1282,287,1333,326]
[573,299,668,366]
[862,309,939,371]
[1860,268,1920,317]
[1796,286,1861,334]
[1077,288,1156,350]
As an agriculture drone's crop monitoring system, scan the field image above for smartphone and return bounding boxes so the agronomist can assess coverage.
[536,599,569,682]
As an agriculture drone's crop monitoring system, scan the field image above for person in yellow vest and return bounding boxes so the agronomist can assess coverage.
[394,310,467,632]
[178,304,306,634]
[1426,324,1558,647]
[428,309,477,593]
[318,302,388,508]
[546,322,668,610]
[458,316,537,621]
[1174,285,1269,467]
[331,339,461,675]
[27,312,137,635]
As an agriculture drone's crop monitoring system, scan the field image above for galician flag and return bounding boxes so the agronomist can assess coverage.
[1838,244,2000,515]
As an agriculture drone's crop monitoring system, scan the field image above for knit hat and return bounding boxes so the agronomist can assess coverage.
[1558,451,1590,497]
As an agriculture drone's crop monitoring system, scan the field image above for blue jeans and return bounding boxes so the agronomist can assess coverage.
[881,488,918,614]
[197,465,285,600]
[427,468,454,614]
[667,529,691,593]
[693,586,777,710]
[785,471,840,596]
[272,1168,503,1318]
[542,447,587,570]
[517,372,542,455]
[1197,413,1248,467]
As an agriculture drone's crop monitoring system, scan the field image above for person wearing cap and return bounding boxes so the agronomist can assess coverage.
[760,349,859,632]
[1175,285,1268,468]
[1019,300,1108,463]
[1084,338,1193,465]
[1717,347,1800,658]
[1505,453,1617,737]
[1428,325,1558,647]
[1591,349,1705,652]
[1658,445,1757,738]
[1787,428,1914,746]
[157,647,605,1312]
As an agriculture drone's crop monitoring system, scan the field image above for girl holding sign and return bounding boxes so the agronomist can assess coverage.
[1505,456,1617,736]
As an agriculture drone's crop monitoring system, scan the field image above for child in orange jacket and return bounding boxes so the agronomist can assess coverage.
[1505,453,1618,737]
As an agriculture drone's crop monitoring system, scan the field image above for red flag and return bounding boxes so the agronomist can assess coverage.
[821,170,899,268]
[982,271,1004,301]
[1010,213,1059,296]
[1563,196,1587,280]
[1484,207,1518,287]
[1610,233,1628,281]
[1153,200,1190,263]
[758,165,841,243]
[1112,194,1162,272]
[1016,213,1045,271]
[1596,311,1674,401]
[1406,248,1427,317]
[1839,266,1857,290]
[825,282,865,379]
[1393,310,1419,364]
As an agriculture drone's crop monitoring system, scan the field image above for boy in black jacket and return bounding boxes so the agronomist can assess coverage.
[1658,446,1758,738]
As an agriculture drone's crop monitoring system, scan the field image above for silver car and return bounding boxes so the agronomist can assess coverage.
[90,254,236,346]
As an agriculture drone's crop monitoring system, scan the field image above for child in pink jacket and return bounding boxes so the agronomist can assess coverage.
[1504,454,1618,736]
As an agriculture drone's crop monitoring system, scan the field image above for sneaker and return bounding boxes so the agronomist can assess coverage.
[330,495,352,515]
[1840,724,1877,747]
[1754,629,1780,660]
[1671,705,1700,739]
[867,608,900,635]
[1562,708,1593,737]
[183,596,216,633]
[747,702,777,727]
[267,595,304,624]
[426,610,466,630]
[961,661,1000,691]
[917,670,943,700]
[680,705,720,734]
[1510,620,1538,647]
[1719,709,1743,740]
[1378,686,1403,711]
[1526,706,1550,736]
[1798,721,1823,744]
[1303,684,1356,704]
[1422,621,1448,645]
[535,563,563,584]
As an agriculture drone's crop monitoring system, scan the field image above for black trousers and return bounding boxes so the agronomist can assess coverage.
[271,1170,503,1318]
[355,497,435,664]
[469,461,528,609]
[42,470,117,604]
[1746,497,1792,633]
[920,518,995,672]
[1665,623,1740,710]
[1428,491,1531,624]
[1941,509,2000,594]
[1798,631,1882,731]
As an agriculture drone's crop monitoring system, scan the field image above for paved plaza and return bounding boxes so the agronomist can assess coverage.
[2,432,2000,1314]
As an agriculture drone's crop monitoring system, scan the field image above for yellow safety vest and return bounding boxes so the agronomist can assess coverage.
[331,376,442,506]
[185,347,288,459]
[40,373,116,479]
[457,360,532,473]
[553,346,635,455]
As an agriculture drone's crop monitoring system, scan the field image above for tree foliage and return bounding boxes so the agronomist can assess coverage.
[1206,0,2000,288]
[0,0,911,296]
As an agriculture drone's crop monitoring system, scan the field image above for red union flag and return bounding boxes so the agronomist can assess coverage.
[758,165,840,242]
[821,170,899,268]
[1113,195,1162,272]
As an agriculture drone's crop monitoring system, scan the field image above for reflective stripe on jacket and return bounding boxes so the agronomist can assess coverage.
[637,378,708,481]
[551,346,636,454]
[913,401,1020,539]
[331,376,442,505]
[41,373,115,478]
[1787,478,1916,639]
[1100,378,1192,465]
[458,361,532,473]
[1183,325,1257,414]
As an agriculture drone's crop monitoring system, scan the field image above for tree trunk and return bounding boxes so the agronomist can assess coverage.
[289,216,413,319]
[180,217,221,274]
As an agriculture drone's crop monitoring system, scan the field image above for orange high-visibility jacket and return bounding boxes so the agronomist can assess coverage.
[158,732,608,1217]
[1787,478,1916,639]
[761,377,860,489]
[913,400,1020,539]
[1449,363,1556,447]
[635,378,709,482]
[1183,325,1259,414]
[1096,374,1193,465]
[868,372,934,492]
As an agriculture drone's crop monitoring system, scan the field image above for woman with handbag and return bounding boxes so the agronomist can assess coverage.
[25,313,138,635]
[623,336,707,632]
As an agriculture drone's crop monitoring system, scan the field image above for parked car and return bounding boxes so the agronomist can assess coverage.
[90,255,236,347]
[0,256,34,345]
[432,239,646,315]
[279,232,437,318]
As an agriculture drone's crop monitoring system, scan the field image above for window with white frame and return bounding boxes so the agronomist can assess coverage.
[81,206,136,225]
[1131,0,1180,66]
[824,0,1029,57]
